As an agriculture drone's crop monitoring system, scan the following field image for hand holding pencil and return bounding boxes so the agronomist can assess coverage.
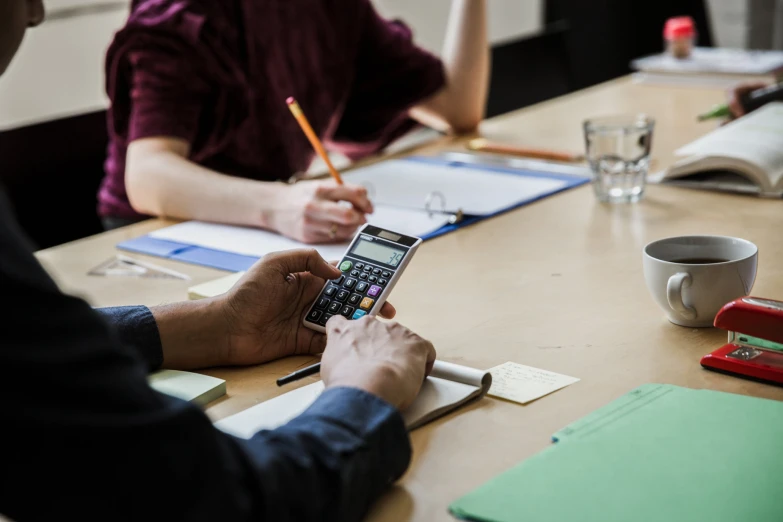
[270,97,372,244]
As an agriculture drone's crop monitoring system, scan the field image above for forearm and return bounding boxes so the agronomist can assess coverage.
[149,298,230,371]
[126,144,286,228]
[413,0,489,132]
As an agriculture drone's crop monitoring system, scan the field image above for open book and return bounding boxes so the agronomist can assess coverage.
[651,102,783,197]
[214,361,492,437]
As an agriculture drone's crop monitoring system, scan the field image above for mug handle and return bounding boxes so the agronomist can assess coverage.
[667,272,697,320]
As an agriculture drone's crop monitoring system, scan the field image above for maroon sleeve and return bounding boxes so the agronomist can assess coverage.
[329,1,446,159]
[125,41,212,144]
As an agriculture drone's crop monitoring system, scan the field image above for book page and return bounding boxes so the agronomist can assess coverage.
[214,361,491,439]
[150,206,449,262]
[673,103,783,189]
[344,159,568,216]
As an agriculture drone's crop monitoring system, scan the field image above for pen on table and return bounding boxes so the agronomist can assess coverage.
[467,138,584,163]
[696,103,731,121]
[286,96,344,185]
[277,362,321,386]
[697,82,783,121]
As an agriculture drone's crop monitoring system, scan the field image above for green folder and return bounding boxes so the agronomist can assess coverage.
[450,384,783,522]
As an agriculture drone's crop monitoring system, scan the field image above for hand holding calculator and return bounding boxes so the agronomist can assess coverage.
[304,225,422,333]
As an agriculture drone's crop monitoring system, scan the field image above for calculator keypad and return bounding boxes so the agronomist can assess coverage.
[305,257,397,327]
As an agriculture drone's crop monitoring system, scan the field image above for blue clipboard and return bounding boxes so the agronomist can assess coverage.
[118,155,590,272]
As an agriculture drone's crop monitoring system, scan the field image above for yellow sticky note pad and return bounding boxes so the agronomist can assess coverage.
[488,362,579,405]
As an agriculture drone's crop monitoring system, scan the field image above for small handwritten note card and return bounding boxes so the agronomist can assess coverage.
[488,362,580,405]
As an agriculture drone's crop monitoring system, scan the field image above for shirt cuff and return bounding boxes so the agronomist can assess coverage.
[96,306,163,371]
[297,387,412,483]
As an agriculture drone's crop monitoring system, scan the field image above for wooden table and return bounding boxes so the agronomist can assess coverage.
[37,76,783,521]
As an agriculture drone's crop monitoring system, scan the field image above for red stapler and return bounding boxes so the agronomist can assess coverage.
[701,296,783,385]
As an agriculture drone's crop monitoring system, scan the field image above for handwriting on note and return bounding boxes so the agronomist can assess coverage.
[488,362,580,405]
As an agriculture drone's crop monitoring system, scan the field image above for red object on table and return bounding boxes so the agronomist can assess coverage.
[663,16,696,59]
[663,16,696,40]
[700,296,783,385]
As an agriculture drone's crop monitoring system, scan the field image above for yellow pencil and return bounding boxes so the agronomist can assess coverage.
[286,97,344,185]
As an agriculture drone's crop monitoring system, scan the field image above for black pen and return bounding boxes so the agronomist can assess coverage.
[276,362,321,386]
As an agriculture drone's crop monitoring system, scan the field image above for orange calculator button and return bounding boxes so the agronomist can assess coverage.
[360,297,374,310]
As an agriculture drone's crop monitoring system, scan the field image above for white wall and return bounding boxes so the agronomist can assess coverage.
[0,1,129,131]
[707,0,749,48]
[373,0,543,54]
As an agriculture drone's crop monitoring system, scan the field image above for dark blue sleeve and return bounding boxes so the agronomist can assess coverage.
[0,187,411,522]
[96,306,163,371]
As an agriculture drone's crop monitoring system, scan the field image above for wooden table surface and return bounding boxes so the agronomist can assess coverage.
[36,76,783,522]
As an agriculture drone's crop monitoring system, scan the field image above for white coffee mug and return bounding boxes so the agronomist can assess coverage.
[643,235,758,327]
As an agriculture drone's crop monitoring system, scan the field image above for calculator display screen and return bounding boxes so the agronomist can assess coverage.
[351,239,405,267]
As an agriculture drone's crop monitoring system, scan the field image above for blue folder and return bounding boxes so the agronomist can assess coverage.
[118,156,590,272]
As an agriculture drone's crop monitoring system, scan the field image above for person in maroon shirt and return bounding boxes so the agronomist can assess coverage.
[99,0,489,243]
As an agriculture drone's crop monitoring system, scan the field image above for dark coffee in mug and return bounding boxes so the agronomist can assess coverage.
[669,257,730,264]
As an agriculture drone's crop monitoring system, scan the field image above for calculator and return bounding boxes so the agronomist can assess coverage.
[303,224,422,332]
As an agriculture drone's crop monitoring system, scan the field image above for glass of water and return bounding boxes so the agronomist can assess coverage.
[583,114,655,203]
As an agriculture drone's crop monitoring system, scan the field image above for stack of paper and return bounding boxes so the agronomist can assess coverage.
[450,383,783,521]
[148,370,226,407]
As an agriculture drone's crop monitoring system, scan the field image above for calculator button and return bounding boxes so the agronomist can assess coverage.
[324,286,338,297]
[355,263,364,270]
[336,290,350,302]
[334,275,345,285]
[356,282,369,293]
[319,313,333,326]
[316,297,329,309]
[328,301,341,313]
[307,309,322,322]
[350,270,360,277]
[344,278,357,289]
[339,261,353,272]
[340,305,354,318]
[348,293,362,306]
[360,297,374,310]
[382,271,391,278]
[367,285,382,297]
[359,273,368,280]
[352,310,367,320]
[378,279,387,286]
[368,275,377,283]
[372,268,382,275]
[363,265,372,272]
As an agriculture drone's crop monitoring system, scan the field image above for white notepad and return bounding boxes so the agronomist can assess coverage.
[215,361,492,438]
[148,370,226,407]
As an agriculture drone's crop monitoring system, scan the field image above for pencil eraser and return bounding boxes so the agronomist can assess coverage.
[286,97,295,105]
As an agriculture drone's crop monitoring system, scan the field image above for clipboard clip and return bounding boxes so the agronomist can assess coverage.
[424,191,464,224]
[363,183,464,224]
